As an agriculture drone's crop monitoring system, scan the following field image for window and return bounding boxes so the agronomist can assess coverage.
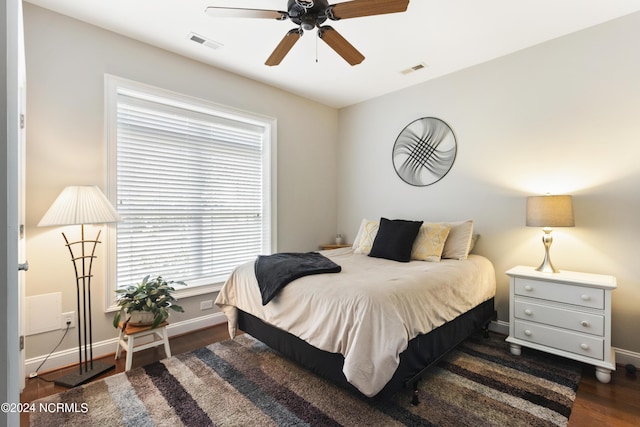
[105,76,276,308]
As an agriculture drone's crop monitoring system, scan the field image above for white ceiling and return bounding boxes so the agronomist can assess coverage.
[25,0,640,108]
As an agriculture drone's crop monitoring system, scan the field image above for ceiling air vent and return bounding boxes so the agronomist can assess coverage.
[188,32,223,50]
[401,62,428,75]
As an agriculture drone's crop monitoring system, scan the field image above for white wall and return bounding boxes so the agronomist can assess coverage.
[23,3,640,368]
[23,4,338,360]
[337,12,640,353]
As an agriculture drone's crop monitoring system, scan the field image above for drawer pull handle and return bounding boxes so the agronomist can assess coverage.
[581,320,590,327]
[581,294,590,301]
[524,285,533,292]
[580,343,589,351]
[524,329,532,337]
[524,309,533,316]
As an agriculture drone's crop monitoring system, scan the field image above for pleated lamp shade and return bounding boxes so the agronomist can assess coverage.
[38,185,121,226]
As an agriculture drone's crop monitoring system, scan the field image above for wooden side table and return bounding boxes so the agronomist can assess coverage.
[320,244,351,250]
[115,321,171,371]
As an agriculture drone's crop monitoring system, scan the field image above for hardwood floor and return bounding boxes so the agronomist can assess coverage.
[20,325,231,426]
[569,365,640,427]
[21,324,639,426]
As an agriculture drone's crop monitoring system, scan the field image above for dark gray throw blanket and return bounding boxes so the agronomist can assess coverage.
[255,252,341,305]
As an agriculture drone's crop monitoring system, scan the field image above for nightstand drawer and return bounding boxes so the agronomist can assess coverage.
[514,278,604,309]
[514,320,604,360]
[514,299,604,336]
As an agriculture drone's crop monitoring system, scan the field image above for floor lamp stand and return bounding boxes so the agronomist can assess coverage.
[54,224,115,387]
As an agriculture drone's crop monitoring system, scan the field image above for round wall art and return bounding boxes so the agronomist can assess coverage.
[392,117,457,187]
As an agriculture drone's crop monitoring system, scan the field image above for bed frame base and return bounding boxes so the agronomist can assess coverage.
[407,319,494,405]
[237,298,496,402]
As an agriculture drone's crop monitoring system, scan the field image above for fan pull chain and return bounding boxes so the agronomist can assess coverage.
[315,29,319,63]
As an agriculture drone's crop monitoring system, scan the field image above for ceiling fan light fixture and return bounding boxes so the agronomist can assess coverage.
[301,15,316,31]
[205,0,410,66]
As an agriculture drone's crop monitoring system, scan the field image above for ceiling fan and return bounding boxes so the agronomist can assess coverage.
[205,0,410,66]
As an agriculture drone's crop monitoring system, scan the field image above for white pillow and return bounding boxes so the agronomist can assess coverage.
[411,223,451,262]
[441,220,474,260]
[352,218,379,254]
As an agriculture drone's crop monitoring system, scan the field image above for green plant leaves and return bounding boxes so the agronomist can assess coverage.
[112,275,186,329]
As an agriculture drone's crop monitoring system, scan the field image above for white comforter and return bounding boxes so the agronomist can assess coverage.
[215,247,496,397]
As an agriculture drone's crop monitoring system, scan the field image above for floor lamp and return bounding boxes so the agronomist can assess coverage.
[38,185,121,387]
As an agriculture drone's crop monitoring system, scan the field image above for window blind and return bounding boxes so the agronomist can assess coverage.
[115,91,270,289]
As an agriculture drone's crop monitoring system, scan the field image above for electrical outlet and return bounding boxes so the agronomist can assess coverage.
[200,300,213,310]
[61,311,76,329]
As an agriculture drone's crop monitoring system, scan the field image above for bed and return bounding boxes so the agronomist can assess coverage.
[215,221,497,400]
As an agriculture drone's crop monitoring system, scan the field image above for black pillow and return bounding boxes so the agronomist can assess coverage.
[368,217,423,262]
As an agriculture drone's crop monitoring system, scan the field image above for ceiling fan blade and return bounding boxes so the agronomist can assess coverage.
[265,29,303,66]
[329,0,409,20]
[318,26,364,66]
[205,7,287,20]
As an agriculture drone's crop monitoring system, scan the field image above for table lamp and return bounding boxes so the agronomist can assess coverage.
[526,195,574,273]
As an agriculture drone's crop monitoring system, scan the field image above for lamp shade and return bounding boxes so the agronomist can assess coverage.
[526,195,574,228]
[38,185,121,227]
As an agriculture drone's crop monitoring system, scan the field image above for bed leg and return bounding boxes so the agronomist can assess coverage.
[484,310,497,338]
[483,312,495,339]
[411,380,420,405]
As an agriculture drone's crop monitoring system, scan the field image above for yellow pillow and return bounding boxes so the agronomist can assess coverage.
[352,218,379,254]
[411,223,452,261]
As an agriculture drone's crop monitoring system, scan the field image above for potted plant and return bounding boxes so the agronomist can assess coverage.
[113,275,186,329]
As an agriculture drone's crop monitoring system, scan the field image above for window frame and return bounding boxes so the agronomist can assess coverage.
[104,75,277,311]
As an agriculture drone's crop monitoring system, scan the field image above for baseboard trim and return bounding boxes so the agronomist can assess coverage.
[27,316,640,377]
[25,312,227,375]
[488,319,509,335]
[614,346,640,369]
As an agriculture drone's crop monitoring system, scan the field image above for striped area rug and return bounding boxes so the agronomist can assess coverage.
[31,332,581,426]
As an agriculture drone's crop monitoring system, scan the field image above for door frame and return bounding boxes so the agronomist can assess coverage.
[2,0,24,425]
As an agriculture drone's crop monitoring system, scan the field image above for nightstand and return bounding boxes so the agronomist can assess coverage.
[320,244,351,250]
[506,266,617,383]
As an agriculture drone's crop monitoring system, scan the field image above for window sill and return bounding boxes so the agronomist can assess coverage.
[105,281,224,313]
